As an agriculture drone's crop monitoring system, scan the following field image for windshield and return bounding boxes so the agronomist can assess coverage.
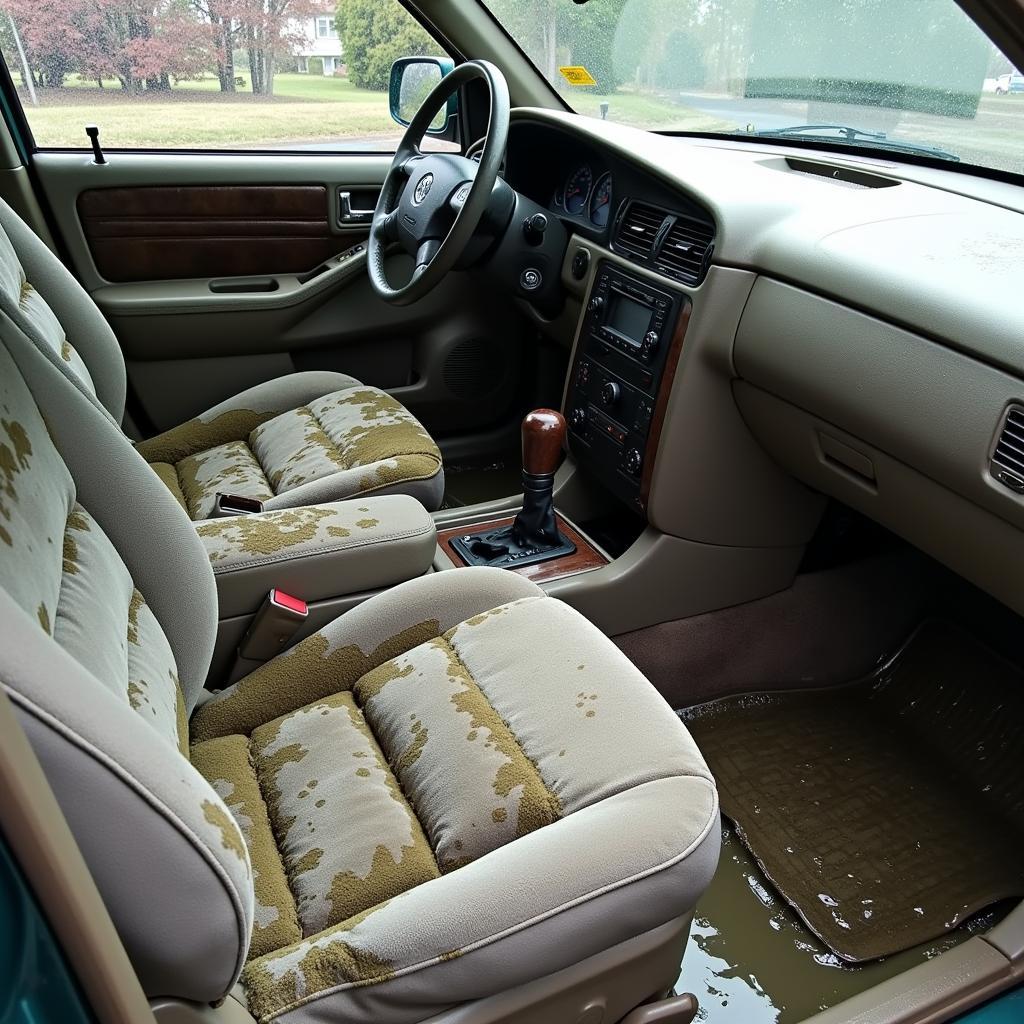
[481,0,1022,176]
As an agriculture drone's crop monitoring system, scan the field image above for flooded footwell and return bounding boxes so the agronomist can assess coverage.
[677,827,1006,1024]
[684,621,1024,962]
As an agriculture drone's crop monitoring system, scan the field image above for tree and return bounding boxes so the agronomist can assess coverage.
[4,0,216,93]
[191,0,245,91]
[232,0,319,96]
[3,0,88,88]
[480,0,627,93]
[336,0,442,91]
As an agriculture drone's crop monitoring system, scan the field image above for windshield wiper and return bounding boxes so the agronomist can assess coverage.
[752,124,960,162]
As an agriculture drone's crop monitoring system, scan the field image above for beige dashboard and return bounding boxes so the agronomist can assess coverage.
[512,107,1024,617]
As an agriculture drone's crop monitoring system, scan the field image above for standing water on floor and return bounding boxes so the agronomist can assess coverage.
[678,827,1004,1023]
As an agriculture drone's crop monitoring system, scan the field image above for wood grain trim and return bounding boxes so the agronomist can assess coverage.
[640,298,692,506]
[77,185,343,283]
[437,514,608,584]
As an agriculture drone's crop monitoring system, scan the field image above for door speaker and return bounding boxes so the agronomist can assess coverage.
[442,338,499,398]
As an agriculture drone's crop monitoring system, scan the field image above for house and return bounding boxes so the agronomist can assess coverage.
[292,11,343,76]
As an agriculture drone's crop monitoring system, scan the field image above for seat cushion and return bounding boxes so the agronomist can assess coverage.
[137,375,443,520]
[189,571,719,1024]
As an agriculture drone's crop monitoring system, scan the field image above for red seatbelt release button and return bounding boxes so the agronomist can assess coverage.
[238,589,308,663]
[270,589,308,616]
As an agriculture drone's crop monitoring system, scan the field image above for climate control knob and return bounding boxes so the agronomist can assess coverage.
[600,381,621,407]
[625,447,643,476]
[571,406,587,429]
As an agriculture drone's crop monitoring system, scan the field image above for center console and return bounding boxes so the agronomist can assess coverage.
[565,260,690,512]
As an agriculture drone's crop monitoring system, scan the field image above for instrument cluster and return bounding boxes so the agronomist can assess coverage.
[552,164,614,229]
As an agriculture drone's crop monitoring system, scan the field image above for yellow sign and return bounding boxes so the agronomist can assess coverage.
[558,65,597,87]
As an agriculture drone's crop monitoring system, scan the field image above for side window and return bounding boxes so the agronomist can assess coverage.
[0,0,454,152]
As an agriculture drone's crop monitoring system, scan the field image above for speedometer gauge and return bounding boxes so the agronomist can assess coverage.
[564,165,593,215]
[589,173,613,227]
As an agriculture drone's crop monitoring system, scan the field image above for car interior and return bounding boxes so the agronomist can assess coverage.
[0,1,1023,1023]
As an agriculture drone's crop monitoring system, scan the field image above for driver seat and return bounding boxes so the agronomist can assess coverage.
[0,198,445,518]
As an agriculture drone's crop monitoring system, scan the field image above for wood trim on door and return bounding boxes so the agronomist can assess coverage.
[77,185,349,283]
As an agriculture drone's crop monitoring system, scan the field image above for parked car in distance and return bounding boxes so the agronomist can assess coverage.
[995,72,1024,93]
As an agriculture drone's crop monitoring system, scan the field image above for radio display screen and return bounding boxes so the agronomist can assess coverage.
[606,290,652,347]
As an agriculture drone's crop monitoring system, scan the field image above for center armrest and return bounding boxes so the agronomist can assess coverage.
[195,495,437,618]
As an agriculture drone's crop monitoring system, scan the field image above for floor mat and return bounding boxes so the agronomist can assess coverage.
[683,621,1024,962]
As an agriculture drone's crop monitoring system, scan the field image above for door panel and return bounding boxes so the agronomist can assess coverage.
[78,185,351,282]
[31,152,528,441]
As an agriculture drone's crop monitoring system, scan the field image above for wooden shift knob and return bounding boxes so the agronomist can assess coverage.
[521,409,565,476]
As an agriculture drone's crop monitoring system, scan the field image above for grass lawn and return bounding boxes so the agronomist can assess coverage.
[17,73,397,148]
[18,71,1016,173]
[16,72,727,148]
[565,88,732,133]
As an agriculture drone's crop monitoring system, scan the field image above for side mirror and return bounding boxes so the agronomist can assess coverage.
[389,57,457,134]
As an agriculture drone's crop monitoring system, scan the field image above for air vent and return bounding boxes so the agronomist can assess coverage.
[614,201,667,260]
[654,216,714,285]
[991,406,1024,494]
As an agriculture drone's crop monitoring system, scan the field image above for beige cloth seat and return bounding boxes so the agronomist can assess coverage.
[0,198,444,517]
[0,303,719,1022]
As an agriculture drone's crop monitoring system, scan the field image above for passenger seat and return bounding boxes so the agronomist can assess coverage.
[0,304,719,1023]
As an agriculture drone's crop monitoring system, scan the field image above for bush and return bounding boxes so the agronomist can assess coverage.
[336,0,443,90]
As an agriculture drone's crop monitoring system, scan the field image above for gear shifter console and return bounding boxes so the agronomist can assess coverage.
[450,409,577,569]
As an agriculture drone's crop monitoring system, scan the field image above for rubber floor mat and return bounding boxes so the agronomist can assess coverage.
[684,621,1024,962]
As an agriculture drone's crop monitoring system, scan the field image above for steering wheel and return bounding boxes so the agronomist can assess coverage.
[368,60,510,306]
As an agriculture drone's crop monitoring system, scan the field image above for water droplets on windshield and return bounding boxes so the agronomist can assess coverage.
[484,0,1023,176]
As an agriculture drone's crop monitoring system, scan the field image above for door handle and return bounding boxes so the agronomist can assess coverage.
[338,191,375,224]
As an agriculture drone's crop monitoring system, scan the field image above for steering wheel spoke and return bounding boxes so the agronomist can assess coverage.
[379,209,400,244]
[367,60,510,307]
[416,239,442,269]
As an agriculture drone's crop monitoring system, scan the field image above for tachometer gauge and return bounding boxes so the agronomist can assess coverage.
[563,165,593,215]
[589,172,613,227]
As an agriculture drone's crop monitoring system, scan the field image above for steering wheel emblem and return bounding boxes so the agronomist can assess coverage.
[412,173,434,205]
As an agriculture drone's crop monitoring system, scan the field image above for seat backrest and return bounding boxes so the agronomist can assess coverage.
[0,310,253,1001]
[0,198,126,423]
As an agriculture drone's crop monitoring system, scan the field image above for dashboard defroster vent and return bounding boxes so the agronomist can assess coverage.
[613,201,667,260]
[654,216,715,285]
[991,406,1024,494]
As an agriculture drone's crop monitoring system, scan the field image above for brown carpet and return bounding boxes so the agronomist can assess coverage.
[615,551,935,710]
[684,621,1024,962]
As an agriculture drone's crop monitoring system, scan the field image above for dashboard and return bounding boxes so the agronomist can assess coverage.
[503,121,716,269]
[502,107,1024,620]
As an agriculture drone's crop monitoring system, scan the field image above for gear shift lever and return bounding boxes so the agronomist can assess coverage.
[450,409,576,569]
[512,409,565,547]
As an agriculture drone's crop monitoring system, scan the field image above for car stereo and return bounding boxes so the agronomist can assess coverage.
[588,270,670,362]
[565,260,689,512]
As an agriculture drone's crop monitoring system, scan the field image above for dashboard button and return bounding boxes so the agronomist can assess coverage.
[520,268,542,291]
[625,447,643,475]
[600,381,621,407]
[588,295,604,313]
[571,249,590,280]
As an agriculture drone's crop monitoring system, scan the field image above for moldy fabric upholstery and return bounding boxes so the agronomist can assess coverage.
[191,575,719,1024]
[0,198,444,518]
[136,376,444,520]
[0,307,719,1024]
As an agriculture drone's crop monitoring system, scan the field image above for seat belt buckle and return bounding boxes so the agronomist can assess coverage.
[237,589,308,662]
[214,492,265,517]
